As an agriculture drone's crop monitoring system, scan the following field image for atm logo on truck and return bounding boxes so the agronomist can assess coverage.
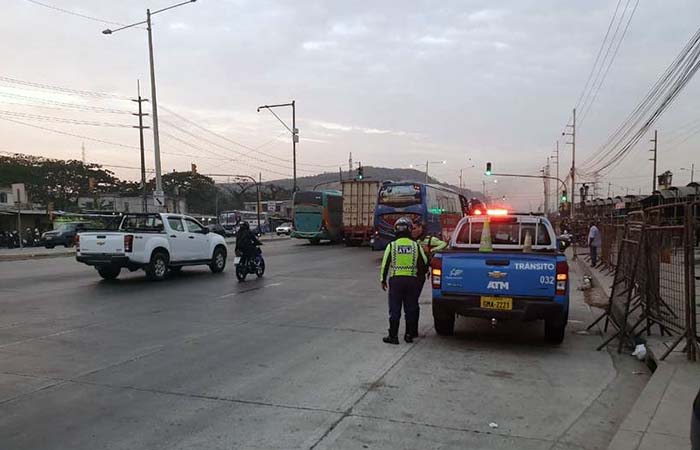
[487,281,510,290]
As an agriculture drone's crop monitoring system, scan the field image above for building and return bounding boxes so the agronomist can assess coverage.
[0,184,51,232]
[243,200,292,218]
[77,194,186,214]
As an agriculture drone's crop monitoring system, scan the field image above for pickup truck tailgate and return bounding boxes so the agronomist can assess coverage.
[440,252,557,298]
[78,232,125,254]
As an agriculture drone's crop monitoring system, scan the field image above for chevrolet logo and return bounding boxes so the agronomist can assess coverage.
[96,242,105,246]
[488,271,507,279]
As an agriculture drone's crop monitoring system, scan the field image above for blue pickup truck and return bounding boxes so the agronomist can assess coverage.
[430,212,569,343]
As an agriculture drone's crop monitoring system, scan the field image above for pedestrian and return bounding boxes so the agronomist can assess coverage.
[587,221,601,267]
[380,217,428,344]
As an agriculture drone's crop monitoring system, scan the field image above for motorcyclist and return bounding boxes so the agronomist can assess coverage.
[235,222,262,268]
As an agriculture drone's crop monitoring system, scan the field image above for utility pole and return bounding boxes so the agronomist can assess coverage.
[459,169,463,195]
[607,182,612,198]
[81,142,86,164]
[339,166,343,182]
[257,100,298,191]
[425,160,429,183]
[650,130,658,191]
[102,1,197,210]
[563,108,576,218]
[132,80,150,213]
[348,152,353,173]
[257,172,262,232]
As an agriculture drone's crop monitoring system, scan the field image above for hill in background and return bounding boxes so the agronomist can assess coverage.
[261,166,482,199]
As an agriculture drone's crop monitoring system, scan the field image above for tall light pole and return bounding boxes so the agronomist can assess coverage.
[257,102,298,191]
[102,0,197,210]
[680,164,695,183]
[563,108,576,218]
[411,160,446,183]
[459,163,476,196]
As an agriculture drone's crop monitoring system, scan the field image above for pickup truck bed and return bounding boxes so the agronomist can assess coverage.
[431,214,569,343]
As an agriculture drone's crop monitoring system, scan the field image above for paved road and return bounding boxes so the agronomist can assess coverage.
[0,240,648,449]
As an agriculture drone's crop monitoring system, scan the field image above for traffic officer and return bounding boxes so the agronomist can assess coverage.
[380,217,428,344]
[411,220,448,318]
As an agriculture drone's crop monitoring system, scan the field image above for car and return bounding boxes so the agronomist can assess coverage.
[431,210,570,343]
[206,223,228,237]
[42,222,88,248]
[276,222,293,236]
[76,213,228,281]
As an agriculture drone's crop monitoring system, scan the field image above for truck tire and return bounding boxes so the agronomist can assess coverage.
[145,250,169,281]
[433,303,455,336]
[209,246,227,273]
[309,238,320,245]
[545,315,567,344]
[97,265,121,280]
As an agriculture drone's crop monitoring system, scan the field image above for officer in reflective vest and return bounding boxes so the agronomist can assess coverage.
[411,220,448,296]
[380,217,428,344]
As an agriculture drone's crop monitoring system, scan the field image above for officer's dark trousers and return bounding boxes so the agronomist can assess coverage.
[388,276,420,322]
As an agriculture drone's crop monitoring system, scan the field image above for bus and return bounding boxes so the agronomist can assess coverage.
[371,182,467,250]
[291,190,343,244]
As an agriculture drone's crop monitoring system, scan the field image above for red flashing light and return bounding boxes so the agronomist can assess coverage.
[473,209,483,215]
[486,209,509,216]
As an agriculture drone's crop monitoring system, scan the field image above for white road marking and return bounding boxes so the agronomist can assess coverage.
[217,282,282,299]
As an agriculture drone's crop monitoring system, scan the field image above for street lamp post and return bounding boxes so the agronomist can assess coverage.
[102,0,197,211]
[257,102,298,192]
[680,164,695,183]
[411,160,446,183]
[205,173,262,232]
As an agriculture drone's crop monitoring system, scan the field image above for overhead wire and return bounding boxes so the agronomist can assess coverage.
[22,0,126,26]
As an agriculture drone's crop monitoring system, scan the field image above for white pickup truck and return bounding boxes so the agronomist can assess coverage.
[76,213,228,281]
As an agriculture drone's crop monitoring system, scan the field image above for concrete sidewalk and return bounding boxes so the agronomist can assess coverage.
[0,235,290,262]
[573,247,699,450]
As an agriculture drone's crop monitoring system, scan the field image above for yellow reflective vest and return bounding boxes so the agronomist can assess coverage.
[380,237,428,282]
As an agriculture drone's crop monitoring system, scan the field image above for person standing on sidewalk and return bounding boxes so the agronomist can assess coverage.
[380,217,428,344]
[587,221,601,267]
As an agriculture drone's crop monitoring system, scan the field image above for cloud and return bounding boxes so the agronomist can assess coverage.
[309,120,418,138]
[468,9,508,24]
[417,35,454,45]
[331,21,369,36]
[301,40,337,51]
[169,22,191,31]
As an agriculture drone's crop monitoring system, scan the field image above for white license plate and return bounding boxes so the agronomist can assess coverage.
[234,257,241,265]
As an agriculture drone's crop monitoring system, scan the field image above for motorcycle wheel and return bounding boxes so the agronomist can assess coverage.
[255,257,265,278]
[235,263,247,282]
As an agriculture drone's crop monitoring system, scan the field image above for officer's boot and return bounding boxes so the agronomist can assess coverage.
[382,320,400,345]
[404,319,419,343]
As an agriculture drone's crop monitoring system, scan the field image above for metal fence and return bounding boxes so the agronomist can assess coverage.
[588,202,699,361]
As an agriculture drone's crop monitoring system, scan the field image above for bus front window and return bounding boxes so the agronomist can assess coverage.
[378,185,421,207]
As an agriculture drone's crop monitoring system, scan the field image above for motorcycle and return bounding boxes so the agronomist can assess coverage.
[234,246,265,281]
[558,230,573,251]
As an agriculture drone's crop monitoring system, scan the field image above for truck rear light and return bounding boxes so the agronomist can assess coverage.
[556,261,568,295]
[431,257,442,289]
[124,234,134,253]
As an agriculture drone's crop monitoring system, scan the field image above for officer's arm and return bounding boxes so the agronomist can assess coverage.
[380,245,391,283]
[432,237,448,252]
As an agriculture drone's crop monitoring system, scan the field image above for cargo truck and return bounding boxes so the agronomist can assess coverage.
[341,180,380,246]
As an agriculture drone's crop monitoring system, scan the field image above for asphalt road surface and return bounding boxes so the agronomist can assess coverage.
[0,239,649,450]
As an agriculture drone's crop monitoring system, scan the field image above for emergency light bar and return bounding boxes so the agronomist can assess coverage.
[486,209,509,216]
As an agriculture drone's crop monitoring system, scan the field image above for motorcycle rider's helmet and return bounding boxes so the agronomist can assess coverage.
[394,217,413,238]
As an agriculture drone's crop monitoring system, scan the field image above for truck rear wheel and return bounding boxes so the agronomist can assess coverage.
[97,265,121,280]
[544,315,566,344]
[209,246,227,273]
[433,303,455,336]
[145,251,169,281]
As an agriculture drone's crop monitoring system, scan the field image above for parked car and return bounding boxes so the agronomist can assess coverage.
[206,223,228,237]
[276,222,293,236]
[42,222,88,248]
[76,213,227,281]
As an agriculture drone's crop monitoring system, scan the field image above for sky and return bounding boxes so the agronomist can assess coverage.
[1,0,699,210]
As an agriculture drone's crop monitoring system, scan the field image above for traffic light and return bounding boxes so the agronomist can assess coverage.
[485,162,492,176]
[561,190,568,202]
[357,164,364,180]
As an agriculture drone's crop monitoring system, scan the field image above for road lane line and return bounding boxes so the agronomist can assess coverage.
[217,281,282,299]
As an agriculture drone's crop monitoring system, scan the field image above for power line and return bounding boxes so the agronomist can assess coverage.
[22,0,126,26]
[579,0,640,126]
[0,110,132,127]
[0,91,132,114]
[0,75,130,100]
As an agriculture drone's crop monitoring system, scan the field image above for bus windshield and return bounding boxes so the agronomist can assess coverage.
[378,184,421,206]
[294,191,323,206]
